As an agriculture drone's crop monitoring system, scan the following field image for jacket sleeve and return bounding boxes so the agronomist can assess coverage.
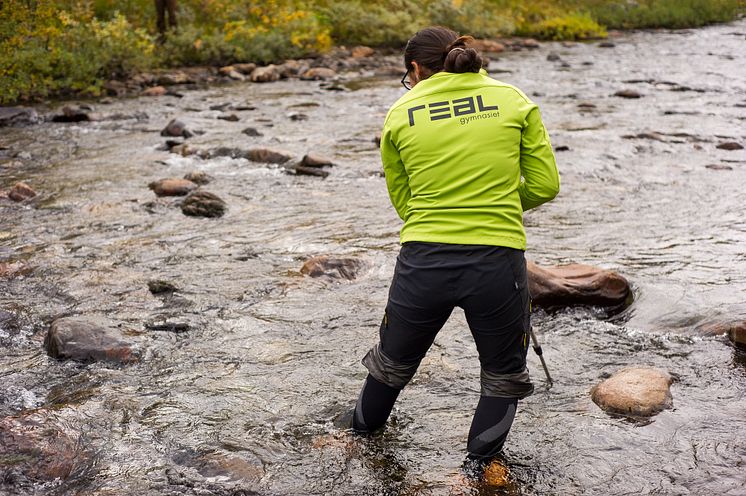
[380,124,411,220]
[518,106,560,211]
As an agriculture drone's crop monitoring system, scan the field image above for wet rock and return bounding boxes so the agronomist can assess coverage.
[622,131,666,142]
[0,410,92,482]
[591,367,673,417]
[301,67,337,80]
[351,46,375,58]
[44,317,138,364]
[102,79,128,96]
[148,280,179,294]
[170,143,196,156]
[289,113,308,121]
[0,261,33,279]
[173,450,264,482]
[233,63,257,75]
[51,105,91,122]
[0,106,39,127]
[181,190,227,218]
[161,118,193,138]
[554,145,570,152]
[218,66,245,81]
[716,141,743,150]
[483,459,510,487]
[599,41,616,48]
[614,89,642,99]
[250,65,281,83]
[730,323,746,349]
[210,102,231,111]
[148,178,198,197]
[183,171,212,185]
[217,113,240,122]
[246,148,293,164]
[470,39,505,53]
[527,261,632,309]
[158,71,190,85]
[301,154,335,168]
[234,104,257,111]
[300,255,368,280]
[374,133,382,147]
[242,127,263,137]
[142,85,168,97]
[145,316,190,332]
[278,59,309,78]
[293,166,330,178]
[547,52,562,61]
[7,182,37,202]
[705,164,733,170]
[522,38,540,49]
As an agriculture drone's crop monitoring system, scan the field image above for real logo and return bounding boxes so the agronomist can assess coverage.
[407,95,499,126]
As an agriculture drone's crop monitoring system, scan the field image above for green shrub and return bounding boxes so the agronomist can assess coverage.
[585,0,745,29]
[427,0,515,38]
[518,11,607,40]
[318,0,422,47]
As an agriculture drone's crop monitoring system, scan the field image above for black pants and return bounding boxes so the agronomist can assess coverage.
[353,242,533,459]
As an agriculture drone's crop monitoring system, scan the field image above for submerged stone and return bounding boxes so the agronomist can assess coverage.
[614,89,642,99]
[527,261,632,309]
[716,141,743,150]
[591,367,673,417]
[44,317,138,364]
[0,410,91,482]
[180,190,227,218]
[300,255,368,280]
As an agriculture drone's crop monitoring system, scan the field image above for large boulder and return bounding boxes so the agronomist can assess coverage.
[527,261,632,309]
[44,317,138,364]
[0,410,91,482]
[180,190,227,218]
[250,65,281,83]
[300,255,368,281]
[591,367,673,417]
[148,178,198,197]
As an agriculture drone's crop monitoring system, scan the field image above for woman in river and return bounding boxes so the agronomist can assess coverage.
[348,26,560,463]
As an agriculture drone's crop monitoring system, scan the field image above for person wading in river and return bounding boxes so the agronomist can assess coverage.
[347,26,560,464]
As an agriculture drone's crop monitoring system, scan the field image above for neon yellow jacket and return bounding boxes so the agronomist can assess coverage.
[381,69,559,250]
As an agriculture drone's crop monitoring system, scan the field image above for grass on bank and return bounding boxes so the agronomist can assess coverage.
[1,0,744,105]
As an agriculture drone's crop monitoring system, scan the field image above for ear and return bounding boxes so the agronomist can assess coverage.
[411,61,422,82]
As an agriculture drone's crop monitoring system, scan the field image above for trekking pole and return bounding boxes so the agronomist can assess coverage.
[529,325,553,384]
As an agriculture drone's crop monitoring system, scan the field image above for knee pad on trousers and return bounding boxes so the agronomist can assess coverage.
[362,344,419,390]
[480,367,534,398]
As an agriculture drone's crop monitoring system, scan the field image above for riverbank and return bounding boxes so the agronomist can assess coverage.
[2,0,744,106]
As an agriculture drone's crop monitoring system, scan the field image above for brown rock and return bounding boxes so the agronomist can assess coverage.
[242,127,263,137]
[142,85,168,97]
[301,154,335,168]
[51,105,91,122]
[470,39,506,53]
[183,171,212,185]
[730,323,746,349]
[483,459,510,487]
[522,38,540,49]
[8,182,36,202]
[716,141,743,150]
[157,71,190,85]
[45,317,138,364]
[233,63,257,75]
[0,410,91,482]
[527,261,632,309]
[278,60,309,78]
[217,113,240,121]
[219,66,245,81]
[300,67,337,81]
[591,367,673,417]
[614,89,642,99]
[705,164,733,170]
[351,46,375,58]
[246,148,293,164]
[294,166,330,178]
[148,178,198,197]
[181,190,227,218]
[0,261,33,279]
[250,65,281,83]
[301,255,368,280]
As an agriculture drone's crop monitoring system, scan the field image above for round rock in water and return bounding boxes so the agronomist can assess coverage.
[180,190,227,218]
[44,317,138,364]
[148,178,198,197]
[591,367,673,417]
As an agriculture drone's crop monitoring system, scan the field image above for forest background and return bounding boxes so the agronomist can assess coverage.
[2,0,744,105]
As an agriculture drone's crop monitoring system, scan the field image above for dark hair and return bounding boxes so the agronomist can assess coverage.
[404,26,483,77]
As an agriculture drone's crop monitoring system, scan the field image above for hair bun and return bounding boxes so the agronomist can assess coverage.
[444,45,483,74]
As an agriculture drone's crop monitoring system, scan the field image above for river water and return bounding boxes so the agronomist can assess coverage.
[1,20,745,496]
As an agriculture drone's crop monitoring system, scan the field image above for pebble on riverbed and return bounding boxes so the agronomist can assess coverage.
[591,367,673,417]
[614,89,643,99]
[180,190,227,218]
[6,182,37,202]
[44,317,139,364]
[716,141,743,150]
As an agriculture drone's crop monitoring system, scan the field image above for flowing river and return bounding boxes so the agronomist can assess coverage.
[1,20,745,496]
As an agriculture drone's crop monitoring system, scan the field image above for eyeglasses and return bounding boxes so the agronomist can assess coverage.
[401,72,412,90]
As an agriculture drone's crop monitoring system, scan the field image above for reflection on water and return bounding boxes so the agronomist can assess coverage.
[1,20,746,496]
